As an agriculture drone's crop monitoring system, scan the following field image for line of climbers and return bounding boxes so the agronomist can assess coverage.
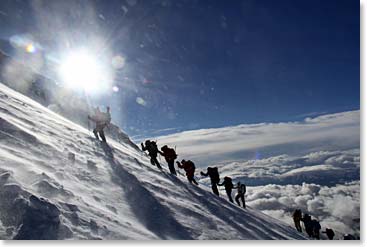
[87,107,357,240]
[86,107,246,210]
[292,209,357,240]
[140,139,247,209]
[86,108,246,207]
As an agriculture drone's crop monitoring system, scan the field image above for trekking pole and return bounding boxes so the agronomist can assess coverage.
[177,169,184,177]
[87,117,93,138]
[84,89,94,138]
[87,117,90,132]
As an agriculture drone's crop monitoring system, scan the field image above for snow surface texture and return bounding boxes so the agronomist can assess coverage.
[0,83,307,240]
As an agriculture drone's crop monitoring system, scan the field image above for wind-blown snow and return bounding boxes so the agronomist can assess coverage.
[0,83,306,240]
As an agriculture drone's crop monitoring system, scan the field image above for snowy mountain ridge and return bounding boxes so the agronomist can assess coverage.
[0,49,132,148]
[0,82,306,239]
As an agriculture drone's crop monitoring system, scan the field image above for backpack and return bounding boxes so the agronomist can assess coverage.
[145,140,151,146]
[303,214,311,222]
[223,177,233,189]
[186,160,195,170]
[166,148,177,160]
[95,111,111,126]
[224,176,232,184]
[293,209,302,219]
[314,221,321,230]
[208,167,220,183]
[326,228,334,238]
[240,184,246,194]
[147,141,158,153]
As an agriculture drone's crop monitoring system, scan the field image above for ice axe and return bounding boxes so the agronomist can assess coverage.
[87,115,94,138]
[87,116,90,132]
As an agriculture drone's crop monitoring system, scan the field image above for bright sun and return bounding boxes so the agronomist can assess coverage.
[59,50,105,93]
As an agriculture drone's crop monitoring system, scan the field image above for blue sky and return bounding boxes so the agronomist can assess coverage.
[0,0,360,138]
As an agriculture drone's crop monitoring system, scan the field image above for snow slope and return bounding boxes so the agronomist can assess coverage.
[0,82,307,240]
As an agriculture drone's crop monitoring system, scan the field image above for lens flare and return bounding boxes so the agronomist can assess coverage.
[111,55,125,69]
[136,97,147,106]
[9,34,41,53]
[26,44,36,53]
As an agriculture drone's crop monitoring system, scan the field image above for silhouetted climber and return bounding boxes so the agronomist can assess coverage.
[159,145,177,175]
[311,219,321,240]
[301,213,313,238]
[218,176,234,202]
[292,209,303,233]
[200,167,220,196]
[322,228,335,240]
[88,106,111,142]
[176,159,198,185]
[234,181,246,208]
[141,140,162,169]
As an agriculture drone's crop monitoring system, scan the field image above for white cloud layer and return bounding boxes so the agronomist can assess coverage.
[246,182,360,238]
[153,110,359,165]
[151,110,360,238]
[217,149,359,186]
[197,149,360,239]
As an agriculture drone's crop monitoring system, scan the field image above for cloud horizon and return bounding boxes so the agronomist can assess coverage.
[147,110,359,166]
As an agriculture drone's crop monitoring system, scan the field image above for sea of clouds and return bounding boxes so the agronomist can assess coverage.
[153,110,359,166]
[247,182,360,238]
[216,149,360,238]
[151,110,360,238]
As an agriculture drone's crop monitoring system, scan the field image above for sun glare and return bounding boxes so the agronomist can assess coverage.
[59,50,105,93]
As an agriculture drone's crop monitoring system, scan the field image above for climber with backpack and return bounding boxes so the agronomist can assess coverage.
[301,213,313,238]
[322,228,335,240]
[176,159,198,185]
[200,167,220,196]
[218,176,234,203]
[88,106,111,142]
[141,140,162,169]
[159,145,177,175]
[234,181,246,208]
[311,219,321,240]
[292,209,303,232]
